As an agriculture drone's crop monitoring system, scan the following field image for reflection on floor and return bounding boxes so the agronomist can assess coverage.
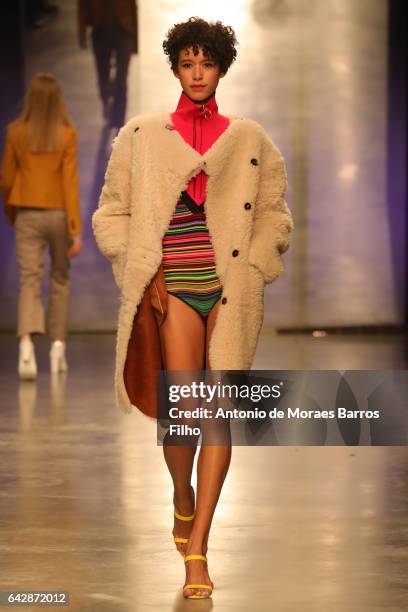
[0,332,407,611]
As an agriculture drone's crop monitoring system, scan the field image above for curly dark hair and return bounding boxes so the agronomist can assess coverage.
[162,16,238,74]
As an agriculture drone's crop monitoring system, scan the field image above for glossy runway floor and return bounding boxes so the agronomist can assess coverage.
[1,332,408,611]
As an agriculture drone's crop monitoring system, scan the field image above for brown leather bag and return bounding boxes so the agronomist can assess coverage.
[123,264,168,418]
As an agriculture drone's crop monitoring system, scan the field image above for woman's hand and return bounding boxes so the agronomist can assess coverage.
[68,237,83,258]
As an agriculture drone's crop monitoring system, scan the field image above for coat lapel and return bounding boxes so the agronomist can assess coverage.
[137,112,244,272]
[148,112,241,180]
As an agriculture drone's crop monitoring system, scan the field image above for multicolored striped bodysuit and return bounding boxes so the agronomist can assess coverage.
[161,192,222,319]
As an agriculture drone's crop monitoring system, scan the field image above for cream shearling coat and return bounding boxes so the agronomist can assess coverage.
[92,111,294,414]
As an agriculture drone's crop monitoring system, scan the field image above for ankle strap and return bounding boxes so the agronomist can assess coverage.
[174,510,195,521]
[184,554,207,563]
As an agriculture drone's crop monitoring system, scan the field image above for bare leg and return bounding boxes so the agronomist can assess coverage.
[159,295,231,596]
[159,293,205,556]
[184,298,232,597]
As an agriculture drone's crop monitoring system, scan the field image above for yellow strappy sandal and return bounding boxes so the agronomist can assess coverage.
[183,554,213,599]
[173,508,195,549]
[173,485,195,553]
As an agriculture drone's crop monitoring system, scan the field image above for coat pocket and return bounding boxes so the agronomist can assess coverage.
[234,262,265,309]
[92,208,129,262]
[247,261,266,298]
[111,248,126,290]
[248,242,284,284]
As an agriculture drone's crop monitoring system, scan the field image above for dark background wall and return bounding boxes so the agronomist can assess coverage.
[387,0,407,324]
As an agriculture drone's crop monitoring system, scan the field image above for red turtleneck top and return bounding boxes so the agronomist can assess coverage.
[170,91,230,206]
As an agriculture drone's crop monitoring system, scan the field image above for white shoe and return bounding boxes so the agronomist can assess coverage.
[50,341,68,374]
[18,338,37,380]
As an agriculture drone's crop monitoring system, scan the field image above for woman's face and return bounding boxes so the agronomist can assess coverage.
[173,46,225,102]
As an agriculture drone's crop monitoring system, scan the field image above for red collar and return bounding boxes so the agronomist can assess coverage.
[173,91,219,121]
[170,90,229,204]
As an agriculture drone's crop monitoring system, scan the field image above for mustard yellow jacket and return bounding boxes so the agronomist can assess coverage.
[0,121,82,236]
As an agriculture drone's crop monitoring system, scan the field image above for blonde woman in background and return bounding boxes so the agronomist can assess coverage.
[0,73,82,379]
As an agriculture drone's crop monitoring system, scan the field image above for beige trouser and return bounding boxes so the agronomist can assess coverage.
[15,208,70,340]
